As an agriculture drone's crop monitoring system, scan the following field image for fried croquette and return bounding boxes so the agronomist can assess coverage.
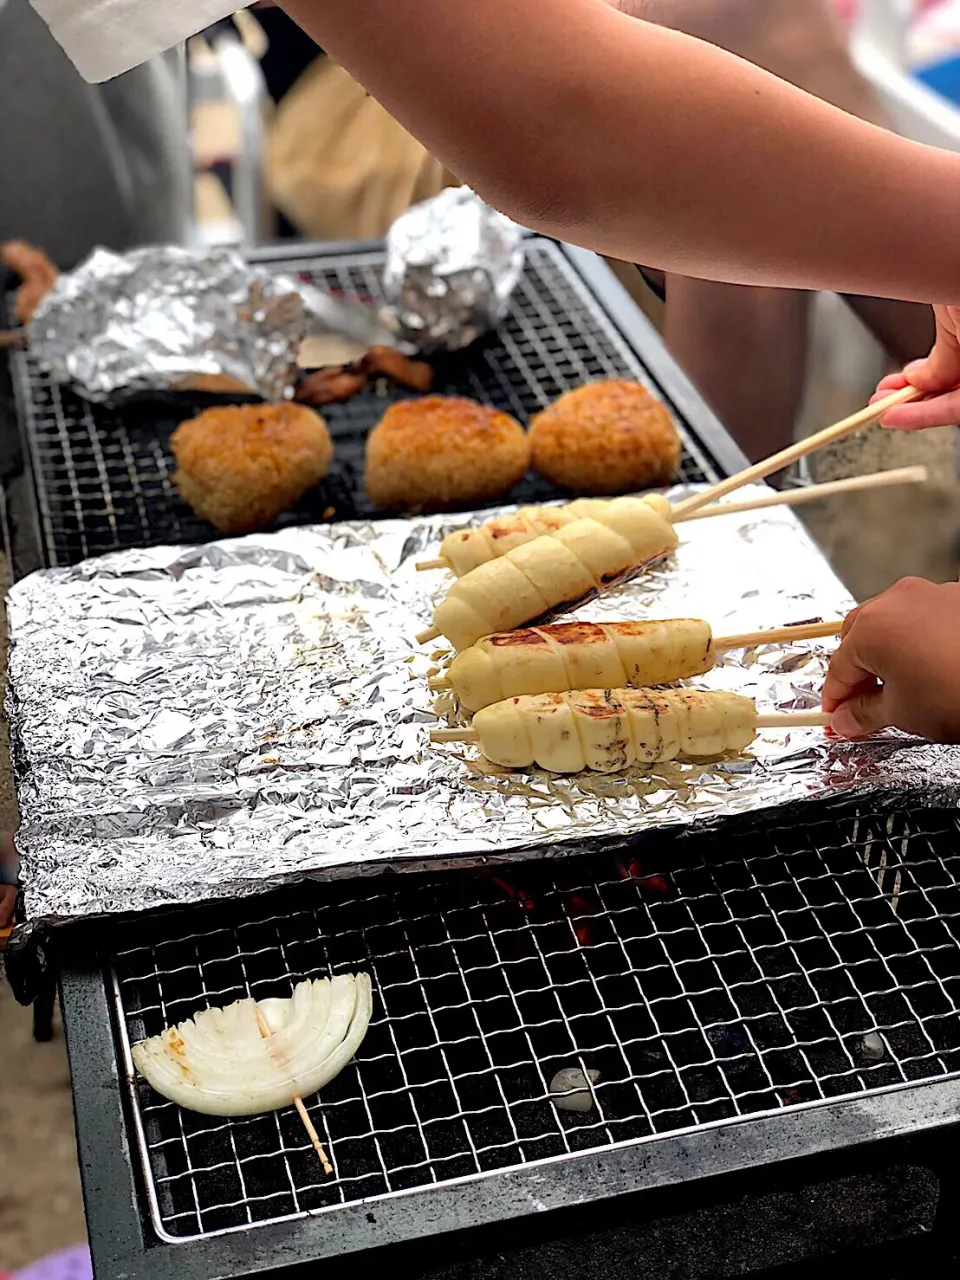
[1,239,59,325]
[171,402,333,535]
[529,380,681,495]
[365,396,530,513]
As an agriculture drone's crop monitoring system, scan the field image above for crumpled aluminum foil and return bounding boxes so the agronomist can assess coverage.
[8,487,960,929]
[27,245,307,402]
[382,187,525,351]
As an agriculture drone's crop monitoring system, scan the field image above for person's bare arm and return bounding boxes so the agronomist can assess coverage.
[280,0,960,302]
[623,0,936,364]
[600,0,931,457]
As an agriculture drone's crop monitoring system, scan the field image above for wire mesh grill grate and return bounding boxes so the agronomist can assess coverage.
[9,242,716,569]
[112,805,960,1244]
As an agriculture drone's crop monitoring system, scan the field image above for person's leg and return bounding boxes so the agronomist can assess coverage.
[840,295,936,367]
[662,277,811,461]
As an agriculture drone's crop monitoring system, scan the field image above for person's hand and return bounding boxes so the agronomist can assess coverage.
[872,304,960,429]
[823,576,960,742]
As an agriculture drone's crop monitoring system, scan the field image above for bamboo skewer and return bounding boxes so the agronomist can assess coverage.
[413,462,927,572]
[426,620,843,693]
[670,385,921,520]
[712,619,842,650]
[416,608,849,651]
[418,625,442,644]
[754,711,832,729]
[684,464,928,522]
[430,710,831,746]
[254,1005,334,1176]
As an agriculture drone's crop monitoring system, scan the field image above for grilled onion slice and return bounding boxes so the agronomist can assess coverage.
[131,974,372,1116]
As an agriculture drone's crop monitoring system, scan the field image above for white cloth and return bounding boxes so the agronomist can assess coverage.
[29,0,238,82]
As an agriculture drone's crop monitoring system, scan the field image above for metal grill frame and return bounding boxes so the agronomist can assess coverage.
[0,239,748,578]
[105,802,960,1250]
[62,804,960,1280]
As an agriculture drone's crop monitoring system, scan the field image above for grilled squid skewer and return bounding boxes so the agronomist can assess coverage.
[415,467,928,577]
[418,494,670,576]
[428,618,842,712]
[430,688,830,773]
[416,499,679,650]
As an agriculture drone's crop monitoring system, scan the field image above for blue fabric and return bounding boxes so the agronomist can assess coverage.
[914,54,960,105]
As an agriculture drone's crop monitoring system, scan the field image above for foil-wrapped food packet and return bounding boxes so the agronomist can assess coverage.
[28,245,308,403]
[382,187,525,352]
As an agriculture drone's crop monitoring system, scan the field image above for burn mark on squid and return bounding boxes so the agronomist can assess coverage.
[490,628,547,647]
[575,690,619,719]
[542,622,606,645]
[613,621,656,638]
[489,518,527,540]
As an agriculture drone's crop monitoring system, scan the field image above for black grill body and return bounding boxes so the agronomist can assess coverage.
[4,242,957,1279]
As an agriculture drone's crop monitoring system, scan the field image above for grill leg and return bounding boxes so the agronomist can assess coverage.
[32,972,56,1042]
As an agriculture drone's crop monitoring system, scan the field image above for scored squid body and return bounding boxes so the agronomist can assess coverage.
[439,495,666,576]
[131,974,373,1117]
[430,496,679,651]
[471,687,757,773]
[446,618,714,712]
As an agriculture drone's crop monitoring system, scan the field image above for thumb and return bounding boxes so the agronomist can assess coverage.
[904,332,960,395]
[830,688,891,739]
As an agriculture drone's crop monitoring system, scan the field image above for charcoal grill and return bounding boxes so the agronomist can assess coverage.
[3,241,960,1279]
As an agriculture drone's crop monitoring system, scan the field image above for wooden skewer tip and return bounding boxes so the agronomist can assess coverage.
[416,626,441,645]
[415,558,451,572]
[255,1004,334,1176]
[430,727,478,744]
[294,1097,334,1176]
[428,677,452,692]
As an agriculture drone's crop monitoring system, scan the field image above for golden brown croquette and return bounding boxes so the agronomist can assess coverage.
[171,402,333,535]
[364,396,530,512]
[529,380,681,495]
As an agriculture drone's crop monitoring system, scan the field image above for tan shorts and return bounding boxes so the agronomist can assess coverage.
[265,57,458,242]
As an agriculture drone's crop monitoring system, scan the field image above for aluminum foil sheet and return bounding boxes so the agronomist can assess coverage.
[382,187,524,351]
[28,246,307,402]
[8,487,960,929]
